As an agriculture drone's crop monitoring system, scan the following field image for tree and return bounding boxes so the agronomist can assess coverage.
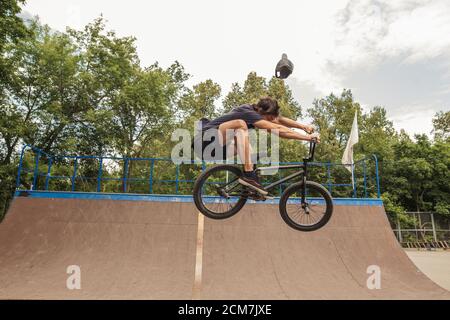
[385,133,450,215]
[0,0,30,219]
[223,73,301,118]
[432,111,450,141]
[109,63,189,159]
[306,90,402,198]
[1,19,88,158]
[65,17,142,156]
[223,72,267,112]
[65,19,191,160]
[65,19,191,192]
[307,89,362,162]
[0,0,29,83]
[177,79,221,130]
[359,106,397,161]
[0,0,27,49]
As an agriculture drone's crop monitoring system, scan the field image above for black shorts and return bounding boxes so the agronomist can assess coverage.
[193,133,228,161]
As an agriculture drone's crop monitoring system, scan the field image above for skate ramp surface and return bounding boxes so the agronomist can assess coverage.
[0,192,448,299]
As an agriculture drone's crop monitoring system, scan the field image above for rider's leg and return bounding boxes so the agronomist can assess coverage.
[218,120,267,195]
[228,137,256,170]
[218,120,253,172]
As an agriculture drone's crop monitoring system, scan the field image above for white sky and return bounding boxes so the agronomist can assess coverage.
[22,0,450,137]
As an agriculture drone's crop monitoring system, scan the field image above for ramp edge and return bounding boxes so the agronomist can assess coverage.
[15,190,383,206]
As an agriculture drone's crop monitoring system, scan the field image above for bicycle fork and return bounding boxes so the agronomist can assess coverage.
[301,165,310,214]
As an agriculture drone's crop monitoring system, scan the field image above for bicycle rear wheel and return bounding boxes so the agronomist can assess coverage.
[193,165,247,219]
[279,181,333,231]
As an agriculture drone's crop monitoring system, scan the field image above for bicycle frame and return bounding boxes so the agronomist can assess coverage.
[195,140,332,230]
[220,141,317,202]
[257,164,305,191]
[257,141,316,203]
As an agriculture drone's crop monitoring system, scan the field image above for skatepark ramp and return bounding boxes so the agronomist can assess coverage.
[0,191,449,300]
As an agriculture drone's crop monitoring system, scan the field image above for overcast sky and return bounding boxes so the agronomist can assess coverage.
[22,0,450,136]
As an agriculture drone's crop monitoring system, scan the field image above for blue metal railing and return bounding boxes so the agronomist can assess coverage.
[15,145,381,198]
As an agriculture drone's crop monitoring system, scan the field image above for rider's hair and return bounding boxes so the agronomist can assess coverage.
[253,97,280,116]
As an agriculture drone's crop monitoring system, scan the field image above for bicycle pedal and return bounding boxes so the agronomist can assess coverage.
[263,195,275,200]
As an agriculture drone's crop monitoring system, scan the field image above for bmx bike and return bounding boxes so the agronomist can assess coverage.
[193,140,333,231]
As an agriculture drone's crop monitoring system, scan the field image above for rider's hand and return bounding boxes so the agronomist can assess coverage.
[309,132,320,143]
[303,125,315,134]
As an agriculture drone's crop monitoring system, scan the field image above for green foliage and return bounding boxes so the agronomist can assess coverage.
[432,110,449,140]
[0,0,29,83]
[381,192,416,227]
[306,90,449,219]
[383,134,450,214]
[178,79,221,130]
[0,162,16,221]
[223,72,300,118]
[307,89,361,162]
[0,0,27,48]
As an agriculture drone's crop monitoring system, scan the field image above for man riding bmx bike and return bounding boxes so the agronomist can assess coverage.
[192,96,320,195]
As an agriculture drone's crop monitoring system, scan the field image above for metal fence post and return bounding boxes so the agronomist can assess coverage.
[373,154,381,198]
[278,170,282,195]
[32,151,41,190]
[397,216,403,243]
[97,158,103,192]
[430,213,438,242]
[175,164,180,194]
[71,158,78,192]
[415,212,420,242]
[16,145,28,189]
[362,160,367,198]
[123,159,129,193]
[327,162,332,193]
[45,158,53,191]
[149,159,155,194]
[352,164,357,198]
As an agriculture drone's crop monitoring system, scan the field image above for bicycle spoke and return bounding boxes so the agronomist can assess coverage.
[285,188,328,227]
[199,168,244,215]
[223,179,240,192]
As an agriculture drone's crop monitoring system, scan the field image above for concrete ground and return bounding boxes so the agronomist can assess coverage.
[405,250,450,291]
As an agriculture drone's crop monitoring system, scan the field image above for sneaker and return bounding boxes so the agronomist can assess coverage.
[238,171,268,195]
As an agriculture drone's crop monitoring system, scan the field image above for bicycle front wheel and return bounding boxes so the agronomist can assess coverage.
[279,181,333,231]
[193,165,247,219]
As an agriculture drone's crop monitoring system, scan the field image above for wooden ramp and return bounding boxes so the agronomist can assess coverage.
[0,192,448,299]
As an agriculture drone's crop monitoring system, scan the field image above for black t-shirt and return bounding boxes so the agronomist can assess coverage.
[202,104,263,131]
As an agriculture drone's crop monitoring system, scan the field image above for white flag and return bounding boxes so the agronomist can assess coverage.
[342,111,359,173]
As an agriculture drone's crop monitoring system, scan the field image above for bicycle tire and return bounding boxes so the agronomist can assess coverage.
[193,165,247,220]
[279,181,333,231]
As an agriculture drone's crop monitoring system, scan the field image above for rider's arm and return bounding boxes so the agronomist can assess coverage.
[254,120,315,141]
[275,116,314,133]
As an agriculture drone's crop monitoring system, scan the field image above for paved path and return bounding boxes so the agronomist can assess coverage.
[406,250,450,291]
